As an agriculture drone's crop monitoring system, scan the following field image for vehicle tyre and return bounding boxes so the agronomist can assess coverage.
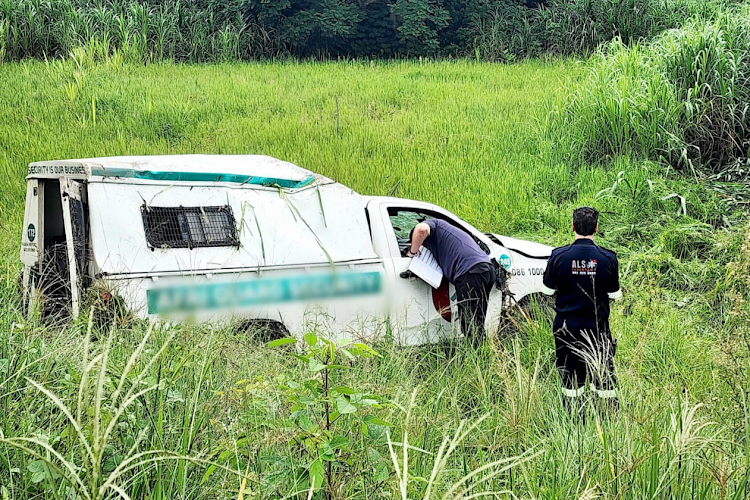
[513,293,555,323]
[496,293,555,342]
[234,319,290,343]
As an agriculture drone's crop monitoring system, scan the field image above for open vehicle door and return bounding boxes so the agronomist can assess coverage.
[59,178,88,318]
[20,180,42,313]
[365,200,450,344]
[367,197,506,342]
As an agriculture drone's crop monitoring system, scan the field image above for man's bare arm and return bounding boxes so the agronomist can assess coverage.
[409,223,431,255]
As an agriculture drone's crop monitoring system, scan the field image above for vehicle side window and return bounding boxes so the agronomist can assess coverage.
[386,208,490,256]
[141,205,239,250]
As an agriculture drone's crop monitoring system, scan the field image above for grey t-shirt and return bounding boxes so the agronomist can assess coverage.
[422,219,490,282]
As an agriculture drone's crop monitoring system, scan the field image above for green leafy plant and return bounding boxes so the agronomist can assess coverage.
[268,333,390,498]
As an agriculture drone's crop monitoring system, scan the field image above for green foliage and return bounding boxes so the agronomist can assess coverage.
[469,1,543,62]
[386,389,541,499]
[390,0,450,55]
[657,10,750,171]
[540,0,724,57]
[551,7,750,175]
[268,334,390,497]
[0,317,244,500]
[0,0,251,63]
[469,0,739,61]
[552,41,684,164]
[246,0,364,57]
[0,0,742,62]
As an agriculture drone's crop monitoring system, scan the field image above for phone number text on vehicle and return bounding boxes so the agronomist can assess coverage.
[511,268,545,276]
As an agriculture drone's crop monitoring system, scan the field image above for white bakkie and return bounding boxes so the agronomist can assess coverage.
[19,155,553,344]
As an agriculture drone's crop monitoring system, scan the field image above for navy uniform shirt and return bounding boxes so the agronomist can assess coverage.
[542,239,621,328]
[422,219,490,282]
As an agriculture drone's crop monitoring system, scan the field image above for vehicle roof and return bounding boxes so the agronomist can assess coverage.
[27,155,329,189]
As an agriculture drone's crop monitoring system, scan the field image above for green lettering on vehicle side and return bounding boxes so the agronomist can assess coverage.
[146,271,382,314]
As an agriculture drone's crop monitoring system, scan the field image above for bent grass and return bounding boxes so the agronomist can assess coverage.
[0,311,250,499]
[388,389,541,499]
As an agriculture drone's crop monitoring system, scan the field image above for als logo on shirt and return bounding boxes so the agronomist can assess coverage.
[571,259,597,276]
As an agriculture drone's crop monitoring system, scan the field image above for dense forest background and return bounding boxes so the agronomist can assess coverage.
[0,0,743,62]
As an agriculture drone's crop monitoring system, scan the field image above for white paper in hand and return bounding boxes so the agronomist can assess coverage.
[408,246,444,288]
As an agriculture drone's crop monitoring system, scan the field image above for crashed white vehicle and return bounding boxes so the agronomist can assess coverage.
[19,155,552,344]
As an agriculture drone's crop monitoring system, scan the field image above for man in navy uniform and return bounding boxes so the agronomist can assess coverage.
[542,207,622,413]
[408,219,495,345]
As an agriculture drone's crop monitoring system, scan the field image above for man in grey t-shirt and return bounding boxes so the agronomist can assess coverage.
[408,219,496,344]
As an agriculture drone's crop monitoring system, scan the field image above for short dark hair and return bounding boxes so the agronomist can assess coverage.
[573,207,599,236]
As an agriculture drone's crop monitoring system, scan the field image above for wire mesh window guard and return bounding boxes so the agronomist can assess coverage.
[141,205,239,249]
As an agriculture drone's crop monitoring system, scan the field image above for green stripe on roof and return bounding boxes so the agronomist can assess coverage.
[90,167,315,189]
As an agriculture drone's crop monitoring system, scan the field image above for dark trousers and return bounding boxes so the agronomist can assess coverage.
[454,262,495,345]
[553,317,617,399]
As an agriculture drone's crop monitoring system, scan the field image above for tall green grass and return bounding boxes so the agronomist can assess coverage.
[540,0,739,57]
[0,58,749,498]
[470,0,740,62]
[2,301,750,498]
[551,7,750,173]
[0,0,248,63]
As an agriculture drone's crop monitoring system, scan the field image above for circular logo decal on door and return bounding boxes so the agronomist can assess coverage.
[27,224,36,242]
[498,253,512,270]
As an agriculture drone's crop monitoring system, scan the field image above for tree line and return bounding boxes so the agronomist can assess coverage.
[0,0,739,63]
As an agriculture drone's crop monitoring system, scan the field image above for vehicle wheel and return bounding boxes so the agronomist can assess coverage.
[512,294,555,323]
[496,293,555,342]
[234,319,290,344]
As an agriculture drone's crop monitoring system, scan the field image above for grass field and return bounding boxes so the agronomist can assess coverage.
[1,58,749,499]
[0,58,587,236]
